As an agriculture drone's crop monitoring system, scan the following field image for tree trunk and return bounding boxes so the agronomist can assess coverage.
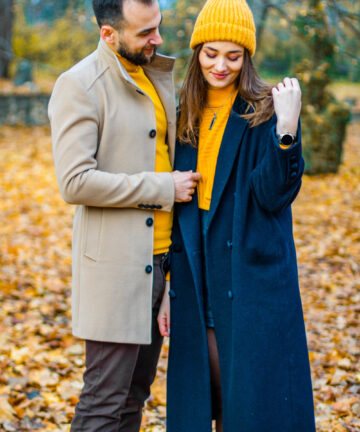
[294,0,350,174]
[0,0,13,78]
[247,0,272,53]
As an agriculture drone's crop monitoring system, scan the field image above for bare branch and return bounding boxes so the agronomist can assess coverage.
[336,46,360,65]
[340,14,360,37]
[267,3,294,23]
[328,0,360,20]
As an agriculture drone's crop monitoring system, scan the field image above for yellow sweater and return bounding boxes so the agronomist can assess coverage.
[197,85,237,210]
[117,54,173,255]
[197,85,293,211]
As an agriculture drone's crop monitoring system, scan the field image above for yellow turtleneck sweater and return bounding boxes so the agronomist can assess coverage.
[197,85,237,210]
[116,53,173,255]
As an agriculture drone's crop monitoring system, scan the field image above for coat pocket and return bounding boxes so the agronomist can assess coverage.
[83,207,103,261]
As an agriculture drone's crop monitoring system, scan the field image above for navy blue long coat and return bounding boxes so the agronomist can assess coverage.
[167,96,316,432]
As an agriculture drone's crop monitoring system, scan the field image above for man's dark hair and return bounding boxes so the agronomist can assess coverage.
[92,0,154,29]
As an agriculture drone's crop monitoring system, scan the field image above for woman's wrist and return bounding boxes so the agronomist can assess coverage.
[276,119,298,136]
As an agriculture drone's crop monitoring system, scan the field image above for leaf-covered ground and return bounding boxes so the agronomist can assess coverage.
[0,123,359,431]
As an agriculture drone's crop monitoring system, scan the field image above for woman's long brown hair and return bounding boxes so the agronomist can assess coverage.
[177,44,275,145]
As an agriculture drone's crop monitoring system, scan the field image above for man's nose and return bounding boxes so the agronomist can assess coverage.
[150,28,163,46]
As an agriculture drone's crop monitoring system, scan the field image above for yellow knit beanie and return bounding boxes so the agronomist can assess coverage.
[190,0,256,56]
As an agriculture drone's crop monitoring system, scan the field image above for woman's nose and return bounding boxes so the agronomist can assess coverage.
[214,58,227,72]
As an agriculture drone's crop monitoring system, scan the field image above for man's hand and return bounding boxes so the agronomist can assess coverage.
[272,77,302,136]
[172,170,201,203]
[158,281,170,337]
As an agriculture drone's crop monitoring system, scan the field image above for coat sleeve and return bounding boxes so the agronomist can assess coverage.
[249,117,304,213]
[48,73,175,212]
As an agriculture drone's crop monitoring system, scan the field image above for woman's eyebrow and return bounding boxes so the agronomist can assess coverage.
[204,46,218,52]
[204,46,243,54]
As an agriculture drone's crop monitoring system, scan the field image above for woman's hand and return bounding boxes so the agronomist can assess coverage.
[272,77,302,136]
[158,281,170,337]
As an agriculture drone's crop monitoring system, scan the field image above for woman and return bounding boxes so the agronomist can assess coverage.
[158,0,316,430]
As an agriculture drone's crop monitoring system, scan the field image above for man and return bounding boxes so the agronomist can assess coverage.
[48,0,200,430]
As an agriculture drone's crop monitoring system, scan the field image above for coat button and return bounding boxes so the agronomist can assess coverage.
[168,289,176,299]
[290,155,297,162]
[290,162,298,170]
[228,290,233,300]
[146,218,153,227]
[226,240,232,249]
[149,129,157,138]
[145,265,153,274]
[290,171,297,178]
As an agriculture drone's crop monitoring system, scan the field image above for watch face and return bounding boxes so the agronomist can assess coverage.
[281,134,294,146]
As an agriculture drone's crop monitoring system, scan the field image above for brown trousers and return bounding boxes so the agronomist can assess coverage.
[70,254,167,432]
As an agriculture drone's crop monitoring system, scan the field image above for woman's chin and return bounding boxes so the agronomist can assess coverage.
[208,80,234,90]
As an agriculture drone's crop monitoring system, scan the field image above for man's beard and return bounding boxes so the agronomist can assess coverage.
[117,41,157,66]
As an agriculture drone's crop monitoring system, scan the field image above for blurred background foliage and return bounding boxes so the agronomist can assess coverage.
[7,0,359,84]
[12,0,98,72]
[0,0,359,173]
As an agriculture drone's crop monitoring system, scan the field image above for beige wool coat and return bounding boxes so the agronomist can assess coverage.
[48,39,176,344]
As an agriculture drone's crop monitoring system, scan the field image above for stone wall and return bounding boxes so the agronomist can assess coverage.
[0,93,358,126]
[0,94,50,126]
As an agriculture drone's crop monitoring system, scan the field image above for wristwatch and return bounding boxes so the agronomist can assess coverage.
[276,133,296,147]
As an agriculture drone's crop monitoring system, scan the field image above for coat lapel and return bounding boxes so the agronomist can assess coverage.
[207,96,249,230]
[144,60,177,166]
[175,95,249,311]
[176,142,205,313]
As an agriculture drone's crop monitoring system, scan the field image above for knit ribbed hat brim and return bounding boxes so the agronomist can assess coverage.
[190,0,256,56]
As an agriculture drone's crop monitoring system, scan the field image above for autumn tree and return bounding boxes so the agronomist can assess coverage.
[21,0,90,24]
[249,0,359,173]
[0,0,13,78]
[161,0,204,87]
[12,1,98,73]
[293,0,351,174]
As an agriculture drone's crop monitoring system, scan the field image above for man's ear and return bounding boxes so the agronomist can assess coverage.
[100,25,117,45]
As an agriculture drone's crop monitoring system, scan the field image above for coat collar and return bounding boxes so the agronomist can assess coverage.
[176,95,249,304]
[97,38,175,85]
[97,38,176,166]
[206,95,249,230]
[177,95,249,240]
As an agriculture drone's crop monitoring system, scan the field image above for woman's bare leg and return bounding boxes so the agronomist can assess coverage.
[207,328,223,432]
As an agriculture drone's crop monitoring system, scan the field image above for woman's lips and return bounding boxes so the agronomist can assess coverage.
[211,72,229,80]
